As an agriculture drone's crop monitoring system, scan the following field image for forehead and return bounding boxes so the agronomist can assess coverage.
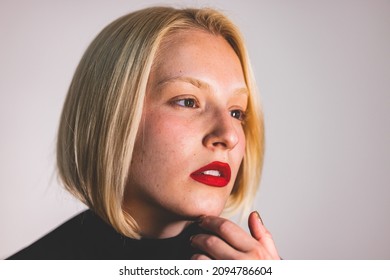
[150,29,246,89]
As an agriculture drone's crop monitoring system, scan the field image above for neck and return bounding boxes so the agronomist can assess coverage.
[123,201,192,239]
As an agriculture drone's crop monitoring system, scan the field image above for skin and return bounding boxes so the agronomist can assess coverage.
[124,29,280,259]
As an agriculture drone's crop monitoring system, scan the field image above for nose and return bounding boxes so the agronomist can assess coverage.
[203,111,240,151]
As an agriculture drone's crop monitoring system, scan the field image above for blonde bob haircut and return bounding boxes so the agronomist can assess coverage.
[57,6,264,238]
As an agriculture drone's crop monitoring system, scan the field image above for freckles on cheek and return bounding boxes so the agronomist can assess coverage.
[150,113,191,140]
[143,117,178,155]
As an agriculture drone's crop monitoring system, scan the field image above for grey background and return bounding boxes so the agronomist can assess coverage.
[1,0,389,259]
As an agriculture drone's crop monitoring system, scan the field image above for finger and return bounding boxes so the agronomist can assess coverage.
[248,211,280,259]
[191,253,212,260]
[198,216,256,252]
[248,211,266,241]
[191,233,241,260]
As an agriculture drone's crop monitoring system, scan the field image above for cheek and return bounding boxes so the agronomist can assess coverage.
[140,112,198,164]
[229,128,246,180]
[235,127,246,159]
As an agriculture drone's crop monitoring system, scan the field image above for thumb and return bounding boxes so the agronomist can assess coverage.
[248,211,266,241]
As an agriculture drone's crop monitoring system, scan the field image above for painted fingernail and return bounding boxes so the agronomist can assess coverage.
[195,215,205,224]
[255,211,264,225]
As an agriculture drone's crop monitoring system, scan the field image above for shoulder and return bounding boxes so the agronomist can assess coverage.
[7,210,113,259]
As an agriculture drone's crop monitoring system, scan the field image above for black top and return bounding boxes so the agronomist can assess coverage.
[7,210,206,260]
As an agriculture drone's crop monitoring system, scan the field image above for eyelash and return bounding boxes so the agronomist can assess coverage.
[171,97,246,122]
[230,109,247,122]
[173,98,199,108]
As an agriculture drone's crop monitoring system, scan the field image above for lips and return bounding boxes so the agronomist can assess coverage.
[190,161,231,187]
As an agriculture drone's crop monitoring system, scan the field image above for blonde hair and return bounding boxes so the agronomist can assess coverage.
[57,6,264,238]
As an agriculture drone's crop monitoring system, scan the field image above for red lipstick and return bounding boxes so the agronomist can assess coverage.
[190,161,231,187]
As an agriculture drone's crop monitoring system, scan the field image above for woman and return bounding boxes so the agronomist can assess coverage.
[9,6,280,260]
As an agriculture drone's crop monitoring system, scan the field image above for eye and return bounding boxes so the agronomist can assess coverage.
[174,98,198,108]
[230,109,246,122]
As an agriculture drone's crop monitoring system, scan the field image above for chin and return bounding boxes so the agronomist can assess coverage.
[183,201,226,219]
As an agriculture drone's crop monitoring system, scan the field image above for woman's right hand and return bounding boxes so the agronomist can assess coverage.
[190,211,281,260]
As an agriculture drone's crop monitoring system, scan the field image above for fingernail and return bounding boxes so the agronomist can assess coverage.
[255,211,264,225]
[195,215,205,224]
[190,235,197,246]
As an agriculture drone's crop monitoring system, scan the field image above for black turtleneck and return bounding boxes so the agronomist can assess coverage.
[7,210,206,260]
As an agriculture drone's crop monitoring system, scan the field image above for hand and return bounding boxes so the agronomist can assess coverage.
[190,211,280,260]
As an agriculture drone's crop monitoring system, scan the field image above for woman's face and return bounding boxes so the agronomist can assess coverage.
[125,30,248,229]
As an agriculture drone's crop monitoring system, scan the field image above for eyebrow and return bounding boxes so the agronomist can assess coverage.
[157,75,249,96]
